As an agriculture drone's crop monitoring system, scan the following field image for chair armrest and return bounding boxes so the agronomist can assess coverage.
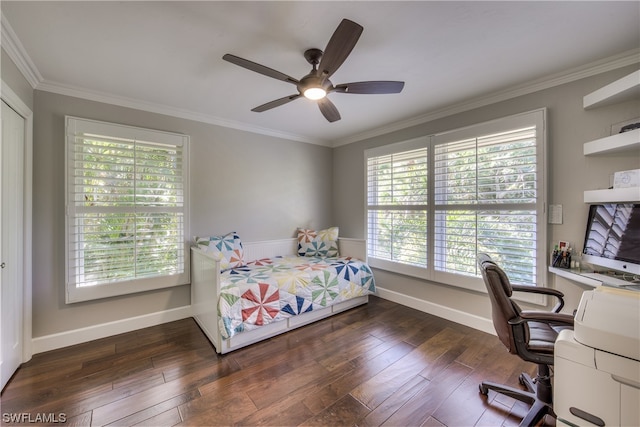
[511,311,575,327]
[511,284,565,313]
[511,284,564,298]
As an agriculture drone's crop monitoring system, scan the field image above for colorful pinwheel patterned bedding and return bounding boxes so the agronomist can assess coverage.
[218,255,376,339]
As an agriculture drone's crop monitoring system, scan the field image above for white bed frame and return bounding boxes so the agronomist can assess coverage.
[191,237,370,354]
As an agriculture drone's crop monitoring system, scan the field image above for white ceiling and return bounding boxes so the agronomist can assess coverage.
[2,1,639,146]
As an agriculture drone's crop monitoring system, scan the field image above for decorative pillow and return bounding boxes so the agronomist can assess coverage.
[297,227,339,257]
[194,231,244,270]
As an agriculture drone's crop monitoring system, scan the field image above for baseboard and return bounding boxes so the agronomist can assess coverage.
[31,291,494,354]
[375,287,496,336]
[31,305,193,354]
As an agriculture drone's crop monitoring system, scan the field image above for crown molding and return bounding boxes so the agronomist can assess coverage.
[1,13,42,88]
[332,48,640,147]
[1,12,328,146]
[37,79,331,146]
[3,8,637,149]
[40,47,636,150]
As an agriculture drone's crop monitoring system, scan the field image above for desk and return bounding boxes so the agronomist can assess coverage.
[554,287,640,426]
[549,266,640,290]
[549,266,601,287]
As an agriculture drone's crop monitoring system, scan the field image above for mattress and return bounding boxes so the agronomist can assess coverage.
[218,255,376,338]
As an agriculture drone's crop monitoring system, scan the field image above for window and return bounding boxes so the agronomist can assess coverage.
[366,110,546,293]
[65,117,189,303]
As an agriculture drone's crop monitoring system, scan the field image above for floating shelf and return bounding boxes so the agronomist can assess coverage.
[584,129,640,156]
[584,187,640,203]
[583,70,640,109]
[582,72,640,203]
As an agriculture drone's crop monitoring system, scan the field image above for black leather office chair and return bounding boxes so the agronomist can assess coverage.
[477,253,574,427]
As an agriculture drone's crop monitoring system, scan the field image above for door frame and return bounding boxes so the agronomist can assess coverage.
[1,80,33,364]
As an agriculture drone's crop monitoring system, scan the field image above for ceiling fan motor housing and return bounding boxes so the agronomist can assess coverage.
[299,48,332,96]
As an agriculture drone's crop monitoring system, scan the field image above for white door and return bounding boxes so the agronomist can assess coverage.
[1,99,25,390]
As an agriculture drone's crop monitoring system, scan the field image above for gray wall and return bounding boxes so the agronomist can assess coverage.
[31,90,333,338]
[333,64,640,317]
[5,43,638,339]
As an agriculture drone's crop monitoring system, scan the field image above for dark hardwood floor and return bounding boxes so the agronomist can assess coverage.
[1,296,552,426]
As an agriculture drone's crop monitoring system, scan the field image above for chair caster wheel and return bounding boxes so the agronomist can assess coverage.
[479,384,488,396]
[519,374,527,386]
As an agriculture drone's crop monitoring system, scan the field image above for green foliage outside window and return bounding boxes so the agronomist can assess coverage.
[74,138,184,286]
[368,125,540,285]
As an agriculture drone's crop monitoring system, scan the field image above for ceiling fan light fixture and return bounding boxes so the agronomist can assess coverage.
[303,86,327,100]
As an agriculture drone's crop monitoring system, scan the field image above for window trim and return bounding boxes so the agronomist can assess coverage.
[365,109,547,303]
[65,116,190,303]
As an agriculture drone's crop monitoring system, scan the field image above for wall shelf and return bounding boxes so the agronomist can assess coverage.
[582,70,640,204]
[584,129,640,156]
[583,70,640,109]
[584,187,640,203]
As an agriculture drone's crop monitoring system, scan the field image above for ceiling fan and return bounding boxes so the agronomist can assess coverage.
[223,18,405,123]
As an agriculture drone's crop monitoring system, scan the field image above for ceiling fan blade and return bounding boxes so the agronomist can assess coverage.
[223,54,299,84]
[317,19,363,78]
[333,81,405,94]
[251,94,301,112]
[317,98,341,122]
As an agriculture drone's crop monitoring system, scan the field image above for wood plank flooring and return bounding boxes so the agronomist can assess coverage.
[1,296,553,426]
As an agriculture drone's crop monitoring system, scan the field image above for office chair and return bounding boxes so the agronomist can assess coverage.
[477,253,574,427]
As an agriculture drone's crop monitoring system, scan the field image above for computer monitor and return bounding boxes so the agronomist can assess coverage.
[582,203,640,276]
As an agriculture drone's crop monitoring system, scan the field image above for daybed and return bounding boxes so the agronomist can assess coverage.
[191,229,376,354]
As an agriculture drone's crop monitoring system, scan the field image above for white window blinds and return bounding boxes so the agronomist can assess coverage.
[367,147,428,268]
[66,117,189,303]
[366,110,546,293]
[433,127,538,284]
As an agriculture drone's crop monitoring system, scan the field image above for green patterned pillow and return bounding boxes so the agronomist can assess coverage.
[297,227,339,257]
[194,231,244,270]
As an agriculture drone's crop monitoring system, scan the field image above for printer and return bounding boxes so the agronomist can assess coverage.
[554,287,640,426]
